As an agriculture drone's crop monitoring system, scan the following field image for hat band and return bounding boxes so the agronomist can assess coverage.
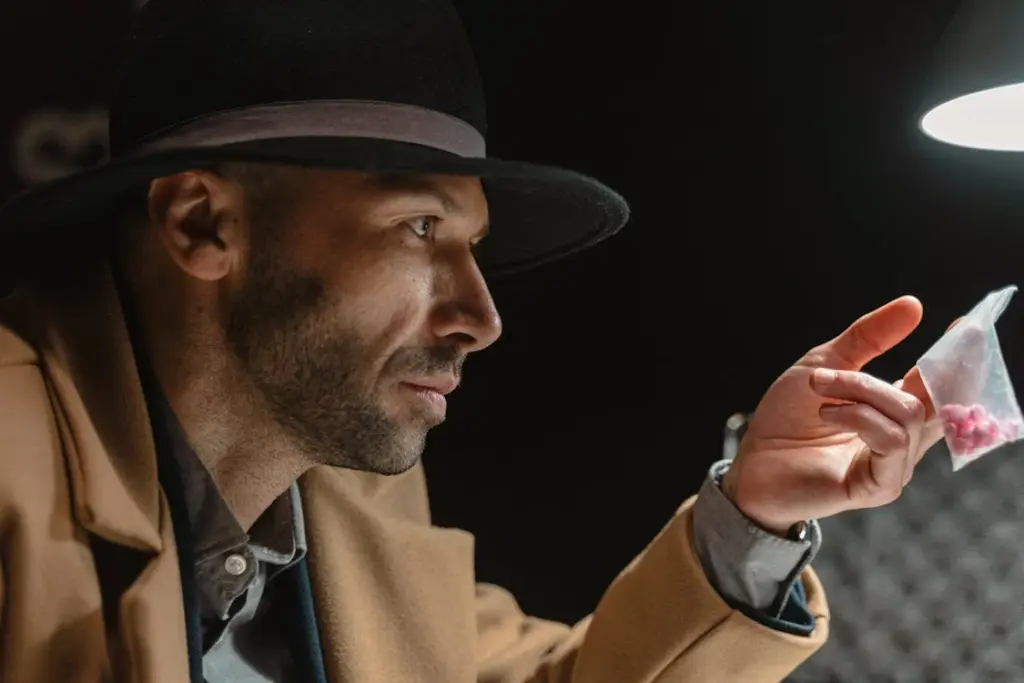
[132,100,487,158]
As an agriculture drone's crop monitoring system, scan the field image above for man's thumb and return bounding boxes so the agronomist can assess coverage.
[900,367,935,418]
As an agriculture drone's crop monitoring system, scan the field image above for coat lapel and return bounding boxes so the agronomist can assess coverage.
[11,259,193,682]
[28,262,162,552]
[301,465,479,683]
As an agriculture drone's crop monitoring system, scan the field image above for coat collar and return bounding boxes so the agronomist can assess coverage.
[4,258,163,552]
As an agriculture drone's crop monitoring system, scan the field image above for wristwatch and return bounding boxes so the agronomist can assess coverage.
[787,520,809,543]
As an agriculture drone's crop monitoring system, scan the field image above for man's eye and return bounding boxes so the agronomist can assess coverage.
[405,216,438,239]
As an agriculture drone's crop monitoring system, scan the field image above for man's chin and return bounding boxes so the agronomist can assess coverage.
[371,454,422,476]
[345,424,426,476]
[356,450,422,476]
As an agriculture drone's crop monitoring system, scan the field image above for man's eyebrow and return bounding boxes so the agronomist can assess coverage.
[366,174,460,213]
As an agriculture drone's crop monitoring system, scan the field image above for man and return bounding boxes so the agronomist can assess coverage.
[0,0,944,681]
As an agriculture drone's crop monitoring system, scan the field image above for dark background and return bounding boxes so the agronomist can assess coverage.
[6,0,1024,674]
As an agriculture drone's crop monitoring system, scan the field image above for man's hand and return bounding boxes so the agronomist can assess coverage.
[721,296,947,536]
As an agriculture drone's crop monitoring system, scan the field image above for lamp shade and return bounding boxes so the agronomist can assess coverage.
[919,0,1024,151]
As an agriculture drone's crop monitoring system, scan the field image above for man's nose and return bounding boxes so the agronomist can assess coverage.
[431,255,502,353]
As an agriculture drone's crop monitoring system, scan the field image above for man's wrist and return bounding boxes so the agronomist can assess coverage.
[719,465,802,538]
[694,461,822,616]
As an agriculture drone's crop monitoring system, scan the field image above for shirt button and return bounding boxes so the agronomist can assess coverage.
[224,553,248,576]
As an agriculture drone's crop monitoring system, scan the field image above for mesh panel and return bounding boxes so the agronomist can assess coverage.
[788,439,1024,683]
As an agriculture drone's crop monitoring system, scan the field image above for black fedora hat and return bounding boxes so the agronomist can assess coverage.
[0,0,630,278]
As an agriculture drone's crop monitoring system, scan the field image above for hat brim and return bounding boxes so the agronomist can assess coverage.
[0,137,630,278]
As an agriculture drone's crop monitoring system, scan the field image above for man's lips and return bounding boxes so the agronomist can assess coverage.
[398,375,459,420]
[402,375,459,396]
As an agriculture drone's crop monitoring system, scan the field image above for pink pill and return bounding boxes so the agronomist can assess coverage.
[951,436,973,455]
[1005,421,1022,440]
[957,418,975,438]
[940,404,970,422]
[970,404,988,421]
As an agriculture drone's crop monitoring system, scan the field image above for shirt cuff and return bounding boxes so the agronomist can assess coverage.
[690,460,822,617]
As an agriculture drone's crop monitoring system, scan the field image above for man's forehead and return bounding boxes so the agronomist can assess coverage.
[220,166,489,234]
[359,172,484,212]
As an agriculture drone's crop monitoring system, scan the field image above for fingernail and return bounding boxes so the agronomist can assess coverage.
[813,368,837,385]
[820,404,841,418]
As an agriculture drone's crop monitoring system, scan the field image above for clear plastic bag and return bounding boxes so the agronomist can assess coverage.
[917,285,1024,471]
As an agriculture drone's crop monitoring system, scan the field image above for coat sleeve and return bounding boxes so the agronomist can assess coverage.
[474,496,830,683]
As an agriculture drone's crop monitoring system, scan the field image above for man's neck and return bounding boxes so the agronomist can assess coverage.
[158,356,314,530]
[129,297,312,529]
[117,252,315,529]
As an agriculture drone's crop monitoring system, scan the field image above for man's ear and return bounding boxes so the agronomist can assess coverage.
[147,170,246,281]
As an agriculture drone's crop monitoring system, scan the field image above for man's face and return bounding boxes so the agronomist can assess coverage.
[223,170,500,474]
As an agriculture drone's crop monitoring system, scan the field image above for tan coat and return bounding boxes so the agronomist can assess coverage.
[0,260,829,683]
